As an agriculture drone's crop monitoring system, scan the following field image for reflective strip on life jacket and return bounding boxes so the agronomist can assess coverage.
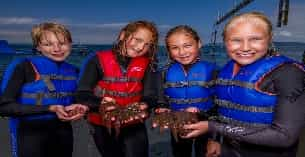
[163,80,214,88]
[94,85,142,98]
[168,97,210,104]
[102,76,142,83]
[215,99,274,113]
[215,78,255,89]
[217,115,270,127]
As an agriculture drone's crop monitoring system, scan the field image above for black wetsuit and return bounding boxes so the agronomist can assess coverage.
[156,61,218,157]
[209,64,305,157]
[75,52,157,157]
[0,61,74,157]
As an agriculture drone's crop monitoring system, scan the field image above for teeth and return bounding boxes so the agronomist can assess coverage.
[239,53,252,57]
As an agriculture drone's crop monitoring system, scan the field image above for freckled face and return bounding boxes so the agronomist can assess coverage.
[37,31,71,62]
[225,20,271,66]
[167,32,201,65]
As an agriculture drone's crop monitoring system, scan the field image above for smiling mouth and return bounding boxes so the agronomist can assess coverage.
[237,53,254,57]
[52,53,65,57]
[179,55,190,59]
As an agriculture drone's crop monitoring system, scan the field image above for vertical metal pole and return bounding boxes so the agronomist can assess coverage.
[283,0,289,25]
[277,0,284,27]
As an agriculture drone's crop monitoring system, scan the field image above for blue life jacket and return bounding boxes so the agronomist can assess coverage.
[2,56,78,120]
[1,56,78,157]
[215,55,294,126]
[164,61,215,111]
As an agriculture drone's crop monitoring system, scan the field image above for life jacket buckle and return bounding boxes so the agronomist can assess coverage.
[49,74,58,80]
[178,81,188,87]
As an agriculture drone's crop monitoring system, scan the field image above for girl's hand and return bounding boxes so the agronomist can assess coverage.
[65,104,89,121]
[181,121,209,138]
[139,102,148,111]
[49,105,69,121]
[154,107,171,114]
[185,107,199,113]
[206,139,221,157]
[101,97,116,111]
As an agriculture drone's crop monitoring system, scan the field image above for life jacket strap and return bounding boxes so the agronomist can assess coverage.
[102,76,141,83]
[215,99,274,113]
[40,74,77,81]
[168,97,210,104]
[21,92,74,105]
[164,80,214,88]
[218,115,269,127]
[94,86,141,98]
[215,78,254,89]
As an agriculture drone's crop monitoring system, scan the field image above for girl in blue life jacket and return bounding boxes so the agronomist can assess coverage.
[0,22,88,157]
[154,25,219,157]
[183,12,305,157]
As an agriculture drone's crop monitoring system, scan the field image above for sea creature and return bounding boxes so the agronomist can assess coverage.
[99,102,148,136]
[152,111,198,141]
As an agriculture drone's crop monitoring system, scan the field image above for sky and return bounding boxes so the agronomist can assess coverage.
[0,0,304,44]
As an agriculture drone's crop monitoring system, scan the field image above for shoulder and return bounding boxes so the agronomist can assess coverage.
[158,62,175,72]
[81,52,100,67]
[6,58,32,74]
[272,63,304,78]
[197,60,217,70]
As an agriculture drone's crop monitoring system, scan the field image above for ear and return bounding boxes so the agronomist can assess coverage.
[119,31,126,41]
[198,40,203,49]
[269,33,273,43]
[36,45,42,52]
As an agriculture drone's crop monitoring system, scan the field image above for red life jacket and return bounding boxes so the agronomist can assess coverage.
[87,51,149,125]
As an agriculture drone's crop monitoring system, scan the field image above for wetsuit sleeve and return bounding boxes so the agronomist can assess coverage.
[208,64,305,147]
[75,55,102,111]
[141,66,159,110]
[155,70,170,109]
[0,61,50,117]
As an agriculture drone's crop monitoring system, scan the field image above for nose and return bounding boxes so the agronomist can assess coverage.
[178,47,188,56]
[241,40,250,51]
[135,42,145,52]
[52,43,61,51]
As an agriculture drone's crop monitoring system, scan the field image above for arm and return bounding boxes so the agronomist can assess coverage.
[141,68,168,111]
[155,70,171,112]
[141,66,157,106]
[0,61,50,117]
[209,64,305,147]
[74,55,103,111]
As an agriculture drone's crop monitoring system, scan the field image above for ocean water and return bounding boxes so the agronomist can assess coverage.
[0,43,305,157]
[1,43,305,78]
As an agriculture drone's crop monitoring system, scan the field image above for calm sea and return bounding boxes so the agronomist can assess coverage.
[1,43,304,78]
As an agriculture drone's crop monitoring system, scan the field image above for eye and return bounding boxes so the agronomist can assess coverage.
[184,44,192,48]
[144,42,153,48]
[230,38,241,43]
[250,37,262,41]
[59,42,68,46]
[169,46,178,51]
[40,43,51,46]
[132,37,143,43]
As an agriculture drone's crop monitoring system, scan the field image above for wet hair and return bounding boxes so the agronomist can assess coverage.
[31,22,72,48]
[112,20,159,63]
[222,12,273,41]
[165,25,201,51]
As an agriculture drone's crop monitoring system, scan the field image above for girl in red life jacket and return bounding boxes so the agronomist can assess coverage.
[75,20,158,157]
